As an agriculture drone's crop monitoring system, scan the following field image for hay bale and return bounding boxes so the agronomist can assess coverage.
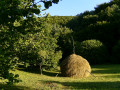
[60,54,91,78]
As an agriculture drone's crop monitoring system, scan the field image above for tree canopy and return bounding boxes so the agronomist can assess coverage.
[0,0,60,84]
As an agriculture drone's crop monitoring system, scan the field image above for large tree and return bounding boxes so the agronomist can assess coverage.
[0,0,60,84]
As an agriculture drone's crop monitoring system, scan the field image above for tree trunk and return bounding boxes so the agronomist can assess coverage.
[72,36,75,54]
[39,63,42,75]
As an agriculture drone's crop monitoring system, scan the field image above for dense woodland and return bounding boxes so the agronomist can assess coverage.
[0,0,120,84]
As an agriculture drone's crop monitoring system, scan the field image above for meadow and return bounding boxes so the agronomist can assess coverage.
[0,64,120,90]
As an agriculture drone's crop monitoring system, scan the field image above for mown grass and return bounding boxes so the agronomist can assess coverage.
[0,64,120,90]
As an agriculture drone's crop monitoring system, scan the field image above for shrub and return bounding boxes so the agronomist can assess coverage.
[76,39,109,65]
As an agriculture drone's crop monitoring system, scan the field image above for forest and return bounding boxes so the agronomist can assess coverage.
[0,0,120,89]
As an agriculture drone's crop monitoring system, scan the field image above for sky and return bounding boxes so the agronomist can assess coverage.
[36,0,111,16]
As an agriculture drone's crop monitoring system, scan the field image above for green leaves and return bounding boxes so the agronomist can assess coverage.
[14,22,63,70]
[34,9,40,14]
[76,40,108,65]
[33,4,37,9]
[0,0,61,84]
[52,0,59,4]
[43,0,60,9]
[44,1,52,9]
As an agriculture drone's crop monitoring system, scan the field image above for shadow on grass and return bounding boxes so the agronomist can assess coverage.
[39,80,120,89]
[18,66,61,77]
[92,64,120,74]
[42,71,62,77]
[103,75,120,78]
[18,64,120,77]
[0,83,33,90]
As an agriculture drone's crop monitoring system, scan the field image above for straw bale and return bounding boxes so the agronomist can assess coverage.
[60,54,91,78]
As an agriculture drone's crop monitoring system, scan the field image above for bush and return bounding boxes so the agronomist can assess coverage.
[76,39,109,65]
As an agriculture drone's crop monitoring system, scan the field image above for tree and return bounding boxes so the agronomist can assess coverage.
[14,23,62,74]
[0,0,60,84]
[35,0,60,9]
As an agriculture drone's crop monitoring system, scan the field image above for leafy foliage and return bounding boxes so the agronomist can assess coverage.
[66,0,120,64]
[0,0,61,84]
[14,23,63,71]
[76,40,108,65]
[44,16,74,26]
[42,0,60,8]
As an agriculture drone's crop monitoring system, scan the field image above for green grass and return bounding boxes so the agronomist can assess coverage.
[0,64,120,90]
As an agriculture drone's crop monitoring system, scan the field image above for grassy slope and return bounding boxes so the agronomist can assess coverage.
[0,64,120,90]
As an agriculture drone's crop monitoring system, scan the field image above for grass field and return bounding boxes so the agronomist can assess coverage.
[0,64,120,90]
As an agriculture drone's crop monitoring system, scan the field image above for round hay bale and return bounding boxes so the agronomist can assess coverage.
[60,54,91,78]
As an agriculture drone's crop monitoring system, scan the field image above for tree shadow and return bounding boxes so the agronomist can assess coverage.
[42,71,62,77]
[91,64,120,74]
[102,75,120,78]
[18,66,61,77]
[39,80,120,89]
[18,64,120,77]
[0,83,33,90]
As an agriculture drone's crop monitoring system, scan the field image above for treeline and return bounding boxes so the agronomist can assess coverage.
[65,0,120,64]
[40,14,75,26]
[39,0,120,65]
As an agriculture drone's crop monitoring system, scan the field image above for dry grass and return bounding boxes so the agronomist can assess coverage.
[60,54,91,78]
